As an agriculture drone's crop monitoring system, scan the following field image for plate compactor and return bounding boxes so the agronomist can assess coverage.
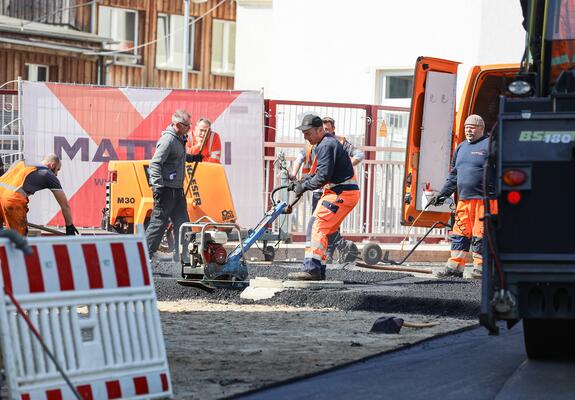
[176,186,301,290]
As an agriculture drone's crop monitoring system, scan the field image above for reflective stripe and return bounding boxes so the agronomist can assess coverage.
[551,54,570,66]
[324,176,358,190]
[0,182,26,196]
[304,253,324,262]
[310,240,326,252]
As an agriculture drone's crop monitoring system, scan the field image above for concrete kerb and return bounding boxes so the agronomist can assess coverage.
[225,241,451,264]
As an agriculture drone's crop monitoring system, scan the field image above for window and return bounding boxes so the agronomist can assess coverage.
[211,19,236,75]
[25,64,49,82]
[98,6,138,62]
[156,14,197,70]
[376,70,414,106]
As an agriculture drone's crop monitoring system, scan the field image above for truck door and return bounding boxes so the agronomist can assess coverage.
[402,57,460,227]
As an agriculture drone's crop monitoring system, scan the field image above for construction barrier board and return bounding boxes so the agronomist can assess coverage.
[21,81,265,229]
[0,231,172,399]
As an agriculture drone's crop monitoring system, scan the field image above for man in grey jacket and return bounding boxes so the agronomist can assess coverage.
[146,109,202,262]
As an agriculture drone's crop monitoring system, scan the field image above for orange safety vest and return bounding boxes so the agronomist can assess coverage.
[0,161,37,197]
[302,136,347,176]
[186,131,222,164]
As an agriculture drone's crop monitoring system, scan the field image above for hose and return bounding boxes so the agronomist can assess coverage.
[482,122,506,290]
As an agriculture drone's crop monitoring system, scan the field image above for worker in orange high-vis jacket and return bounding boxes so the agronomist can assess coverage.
[287,111,360,281]
[290,116,364,265]
[0,154,78,236]
[186,117,222,164]
[429,114,497,279]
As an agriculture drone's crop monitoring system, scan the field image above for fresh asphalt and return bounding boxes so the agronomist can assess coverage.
[235,323,575,400]
[153,260,575,399]
[152,261,481,318]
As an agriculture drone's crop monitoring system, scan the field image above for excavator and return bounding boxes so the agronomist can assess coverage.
[402,0,575,358]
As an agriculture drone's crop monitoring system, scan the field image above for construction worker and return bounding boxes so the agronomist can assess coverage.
[0,154,78,236]
[186,118,222,164]
[290,116,364,264]
[429,114,497,279]
[147,109,199,263]
[287,111,360,281]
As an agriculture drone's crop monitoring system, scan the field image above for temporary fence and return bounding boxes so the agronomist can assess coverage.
[0,79,23,166]
[0,230,172,399]
[0,82,447,240]
[264,99,448,241]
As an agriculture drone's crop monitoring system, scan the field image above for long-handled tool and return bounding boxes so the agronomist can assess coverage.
[27,222,66,236]
[184,128,211,198]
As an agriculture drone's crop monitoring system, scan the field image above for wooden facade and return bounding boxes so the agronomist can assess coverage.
[0,0,236,90]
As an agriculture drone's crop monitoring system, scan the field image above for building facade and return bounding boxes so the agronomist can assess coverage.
[0,0,237,89]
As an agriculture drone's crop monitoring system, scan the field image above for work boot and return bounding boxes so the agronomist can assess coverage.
[149,252,174,264]
[435,266,463,278]
[287,270,322,281]
[469,267,482,279]
[320,265,327,281]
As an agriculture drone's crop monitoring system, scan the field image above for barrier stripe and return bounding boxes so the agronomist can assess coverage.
[25,246,45,293]
[111,243,131,287]
[46,389,62,400]
[0,247,12,293]
[137,242,150,286]
[161,373,169,391]
[53,245,75,291]
[82,244,103,289]
[77,385,93,400]
[106,380,122,399]
[133,376,149,395]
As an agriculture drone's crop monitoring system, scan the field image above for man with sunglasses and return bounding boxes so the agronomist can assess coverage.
[146,109,200,263]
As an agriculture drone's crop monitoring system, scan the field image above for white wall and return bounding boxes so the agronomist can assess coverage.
[234,0,273,95]
[235,0,526,106]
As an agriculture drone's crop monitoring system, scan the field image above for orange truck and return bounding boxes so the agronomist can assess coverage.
[103,160,236,234]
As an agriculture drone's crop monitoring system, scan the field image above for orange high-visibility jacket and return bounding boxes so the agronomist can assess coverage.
[186,131,222,164]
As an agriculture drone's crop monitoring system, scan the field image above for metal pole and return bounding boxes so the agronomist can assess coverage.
[182,0,190,89]
[17,76,22,160]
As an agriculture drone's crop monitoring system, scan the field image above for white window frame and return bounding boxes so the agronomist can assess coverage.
[375,69,414,107]
[211,19,236,76]
[98,6,139,62]
[156,13,196,70]
[25,64,49,82]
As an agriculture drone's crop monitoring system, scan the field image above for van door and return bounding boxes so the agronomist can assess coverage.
[402,57,460,227]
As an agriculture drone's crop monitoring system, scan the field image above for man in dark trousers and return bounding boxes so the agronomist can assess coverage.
[146,109,202,263]
[288,111,360,280]
[430,114,497,279]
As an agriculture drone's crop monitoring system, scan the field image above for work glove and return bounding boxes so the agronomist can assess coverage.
[428,194,447,207]
[288,180,306,197]
[188,154,203,163]
[65,224,79,236]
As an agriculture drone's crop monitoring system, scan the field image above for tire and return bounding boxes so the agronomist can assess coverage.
[523,318,575,359]
[335,240,359,263]
[361,242,382,265]
[263,245,275,262]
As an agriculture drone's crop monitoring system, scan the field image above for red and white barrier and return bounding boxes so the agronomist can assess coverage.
[0,231,172,400]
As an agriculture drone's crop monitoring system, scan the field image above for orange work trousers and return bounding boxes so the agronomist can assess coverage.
[304,188,360,272]
[447,198,498,270]
[0,190,29,236]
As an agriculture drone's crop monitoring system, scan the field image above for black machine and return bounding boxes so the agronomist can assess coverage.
[481,0,575,358]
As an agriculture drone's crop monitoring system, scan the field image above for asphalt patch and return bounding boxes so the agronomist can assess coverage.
[152,261,481,319]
